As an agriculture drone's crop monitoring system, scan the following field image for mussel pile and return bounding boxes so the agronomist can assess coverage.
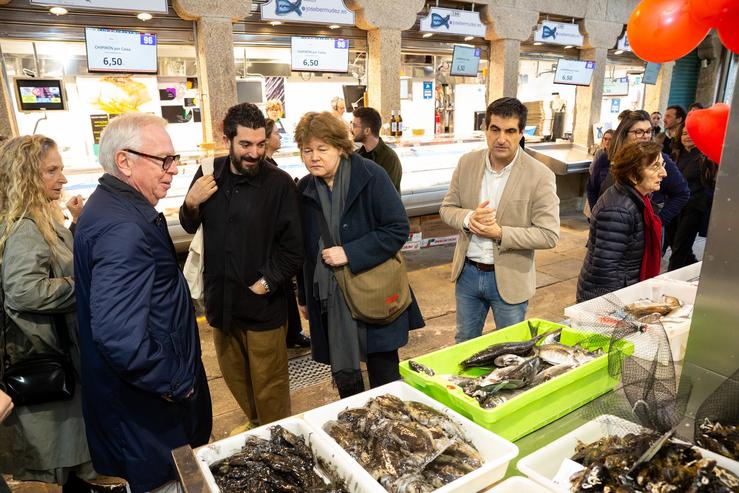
[210,425,346,493]
[323,394,484,493]
[569,432,739,492]
[698,419,739,461]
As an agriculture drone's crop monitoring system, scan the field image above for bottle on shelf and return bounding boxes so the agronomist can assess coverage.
[390,110,397,137]
[396,110,403,138]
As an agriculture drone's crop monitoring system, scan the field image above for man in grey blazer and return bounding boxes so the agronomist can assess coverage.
[441,97,560,342]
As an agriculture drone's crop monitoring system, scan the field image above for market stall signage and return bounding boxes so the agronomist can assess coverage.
[261,0,355,26]
[642,62,661,85]
[423,81,433,99]
[554,59,595,86]
[291,37,349,73]
[616,32,632,52]
[603,76,629,96]
[419,7,485,37]
[31,0,167,13]
[85,28,158,74]
[534,21,584,47]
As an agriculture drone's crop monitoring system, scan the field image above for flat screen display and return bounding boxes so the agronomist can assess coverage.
[342,85,366,112]
[291,36,349,74]
[85,27,158,74]
[642,62,661,85]
[450,45,481,77]
[236,79,264,104]
[554,59,596,86]
[14,78,66,111]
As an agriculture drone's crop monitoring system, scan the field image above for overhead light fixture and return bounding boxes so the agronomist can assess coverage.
[329,24,340,29]
[270,21,282,26]
[533,42,543,46]
[464,36,474,41]
[137,12,152,21]
[422,33,433,38]
[614,49,624,55]
[564,45,574,49]
[49,6,68,15]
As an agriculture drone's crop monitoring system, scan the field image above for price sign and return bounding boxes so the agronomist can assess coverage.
[554,59,595,86]
[85,27,158,74]
[450,45,481,77]
[291,37,349,74]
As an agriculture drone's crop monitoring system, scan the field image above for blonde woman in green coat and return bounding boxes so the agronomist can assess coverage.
[0,135,94,490]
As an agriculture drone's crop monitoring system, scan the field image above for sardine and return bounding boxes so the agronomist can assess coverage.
[459,328,561,369]
[409,360,435,376]
[530,363,575,386]
[538,343,596,366]
[493,354,528,367]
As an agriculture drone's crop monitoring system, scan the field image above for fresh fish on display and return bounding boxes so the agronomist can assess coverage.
[494,353,528,367]
[480,356,540,386]
[538,343,596,366]
[409,360,435,376]
[530,363,575,386]
[275,0,302,16]
[323,394,484,492]
[459,328,561,369]
[624,295,682,318]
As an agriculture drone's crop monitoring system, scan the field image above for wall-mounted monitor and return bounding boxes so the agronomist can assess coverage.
[554,59,596,86]
[291,36,349,74]
[85,27,158,74]
[450,45,481,77]
[14,78,66,111]
[236,78,265,104]
[342,85,366,112]
[642,62,661,85]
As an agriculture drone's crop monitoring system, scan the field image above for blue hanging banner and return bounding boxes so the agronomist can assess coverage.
[610,99,621,113]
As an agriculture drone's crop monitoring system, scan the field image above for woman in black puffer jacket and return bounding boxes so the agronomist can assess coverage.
[577,141,667,302]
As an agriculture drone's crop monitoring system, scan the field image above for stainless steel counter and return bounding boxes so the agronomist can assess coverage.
[525,143,593,175]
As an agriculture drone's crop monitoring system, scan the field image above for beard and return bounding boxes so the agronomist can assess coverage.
[230,149,263,176]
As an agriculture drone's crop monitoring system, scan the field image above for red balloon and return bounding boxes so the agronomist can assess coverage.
[627,0,711,63]
[685,103,731,164]
[689,0,739,25]
[717,10,739,53]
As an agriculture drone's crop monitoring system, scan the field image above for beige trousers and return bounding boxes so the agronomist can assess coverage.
[213,324,291,426]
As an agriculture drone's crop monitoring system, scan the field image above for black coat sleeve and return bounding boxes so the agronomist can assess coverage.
[259,177,304,290]
[585,206,636,293]
[178,165,205,234]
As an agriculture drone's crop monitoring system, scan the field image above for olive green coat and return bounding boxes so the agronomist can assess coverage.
[0,218,92,482]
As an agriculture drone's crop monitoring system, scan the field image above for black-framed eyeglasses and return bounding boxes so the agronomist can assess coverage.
[627,128,654,138]
[124,148,180,171]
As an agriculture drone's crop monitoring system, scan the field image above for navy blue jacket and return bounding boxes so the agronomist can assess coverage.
[298,154,424,364]
[587,151,689,225]
[577,182,646,302]
[74,175,212,493]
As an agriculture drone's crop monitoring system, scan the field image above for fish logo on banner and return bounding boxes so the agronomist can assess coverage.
[430,13,451,29]
[275,0,302,16]
[542,25,557,39]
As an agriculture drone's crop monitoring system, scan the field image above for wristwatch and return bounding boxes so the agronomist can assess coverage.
[258,277,271,293]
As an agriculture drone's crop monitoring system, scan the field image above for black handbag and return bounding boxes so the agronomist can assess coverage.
[0,271,76,407]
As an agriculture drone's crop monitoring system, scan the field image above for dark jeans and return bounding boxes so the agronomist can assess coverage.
[667,207,702,271]
[334,349,401,398]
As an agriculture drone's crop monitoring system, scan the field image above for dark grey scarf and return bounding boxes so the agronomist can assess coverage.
[313,157,366,375]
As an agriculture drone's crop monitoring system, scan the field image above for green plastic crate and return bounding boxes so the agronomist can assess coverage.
[399,319,633,442]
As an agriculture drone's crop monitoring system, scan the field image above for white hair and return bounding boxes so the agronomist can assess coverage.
[99,112,168,175]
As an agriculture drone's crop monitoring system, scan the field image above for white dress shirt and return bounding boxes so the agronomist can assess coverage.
[464,149,517,264]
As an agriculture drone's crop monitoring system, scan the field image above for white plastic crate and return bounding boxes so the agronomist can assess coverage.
[303,381,520,493]
[195,416,376,493]
[656,261,702,284]
[517,415,739,493]
[484,476,551,492]
[565,278,697,363]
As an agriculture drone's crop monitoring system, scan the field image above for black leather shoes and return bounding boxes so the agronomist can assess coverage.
[287,333,311,348]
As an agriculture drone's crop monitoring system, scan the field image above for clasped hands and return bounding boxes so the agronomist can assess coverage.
[469,200,502,240]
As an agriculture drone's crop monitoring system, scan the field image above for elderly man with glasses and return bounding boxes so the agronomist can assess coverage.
[73,112,212,493]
